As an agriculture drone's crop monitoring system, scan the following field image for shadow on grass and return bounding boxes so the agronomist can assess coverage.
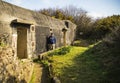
[60,42,120,83]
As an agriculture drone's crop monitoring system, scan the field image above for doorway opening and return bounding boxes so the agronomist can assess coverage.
[17,27,27,59]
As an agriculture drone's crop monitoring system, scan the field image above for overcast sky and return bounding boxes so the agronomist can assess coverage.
[3,0,120,18]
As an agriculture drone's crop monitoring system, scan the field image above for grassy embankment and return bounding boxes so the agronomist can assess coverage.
[42,41,120,83]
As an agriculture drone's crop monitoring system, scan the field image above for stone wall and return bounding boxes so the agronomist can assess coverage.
[0,46,34,83]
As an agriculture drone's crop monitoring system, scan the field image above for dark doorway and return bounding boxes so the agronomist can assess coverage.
[17,27,27,59]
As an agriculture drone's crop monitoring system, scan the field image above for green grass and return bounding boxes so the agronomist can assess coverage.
[43,46,90,82]
[49,46,88,75]
[29,71,36,83]
[42,42,120,83]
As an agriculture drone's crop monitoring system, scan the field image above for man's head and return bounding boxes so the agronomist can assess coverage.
[51,33,54,36]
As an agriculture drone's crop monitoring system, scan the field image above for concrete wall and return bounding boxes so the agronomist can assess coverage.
[35,26,50,54]
[0,1,76,56]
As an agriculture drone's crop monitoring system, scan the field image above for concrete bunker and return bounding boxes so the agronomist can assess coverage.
[11,19,35,59]
[0,1,76,58]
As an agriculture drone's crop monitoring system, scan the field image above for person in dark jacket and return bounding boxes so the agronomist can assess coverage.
[48,33,56,50]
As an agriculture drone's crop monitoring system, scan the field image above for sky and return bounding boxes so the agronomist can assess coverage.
[3,0,120,18]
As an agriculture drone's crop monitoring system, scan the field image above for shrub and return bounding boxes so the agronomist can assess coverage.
[48,46,71,56]
[104,26,120,47]
[57,46,71,55]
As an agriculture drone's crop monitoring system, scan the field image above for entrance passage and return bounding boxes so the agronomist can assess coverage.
[17,27,27,59]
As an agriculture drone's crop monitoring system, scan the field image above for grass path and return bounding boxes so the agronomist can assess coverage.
[30,63,50,83]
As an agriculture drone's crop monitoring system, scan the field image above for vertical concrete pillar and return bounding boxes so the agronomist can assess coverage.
[62,28,67,46]
[12,33,17,59]
[28,25,35,58]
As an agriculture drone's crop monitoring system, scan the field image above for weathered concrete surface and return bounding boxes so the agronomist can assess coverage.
[0,1,76,57]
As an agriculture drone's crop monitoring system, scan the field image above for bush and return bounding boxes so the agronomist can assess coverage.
[104,26,120,47]
[48,46,71,56]
[58,46,71,55]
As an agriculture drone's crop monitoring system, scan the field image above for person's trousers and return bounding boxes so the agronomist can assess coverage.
[48,44,55,50]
